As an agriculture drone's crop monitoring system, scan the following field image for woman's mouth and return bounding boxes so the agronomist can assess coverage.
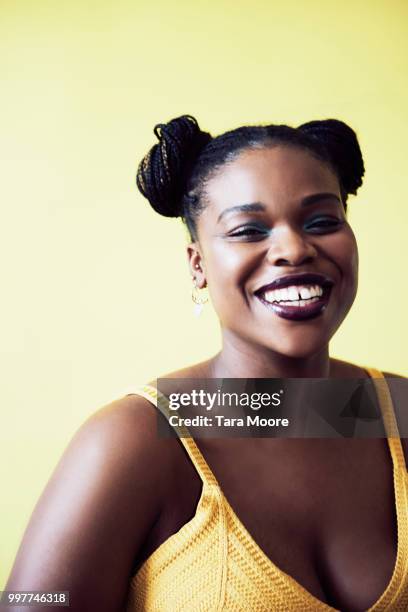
[255,283,332,321]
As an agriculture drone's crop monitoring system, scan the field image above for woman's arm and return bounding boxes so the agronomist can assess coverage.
[4,395,171,612]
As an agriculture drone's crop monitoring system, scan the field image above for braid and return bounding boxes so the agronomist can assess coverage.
[136,115,212,218]
[298,119,365,197]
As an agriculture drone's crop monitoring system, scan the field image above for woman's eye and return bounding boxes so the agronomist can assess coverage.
[228,226,268,239]
[306,218,343,232]
[226,218,343,240]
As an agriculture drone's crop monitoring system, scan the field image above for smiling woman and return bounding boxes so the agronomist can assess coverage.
[187,143,359,364]
[4,116,407,612]
[129,116,407,611]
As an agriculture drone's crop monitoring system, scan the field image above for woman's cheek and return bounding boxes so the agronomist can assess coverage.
[204,245,253,317]
[331,229,359,312]
[343,228,359,295]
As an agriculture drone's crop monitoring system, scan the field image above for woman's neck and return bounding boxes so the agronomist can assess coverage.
[209,334,331,379]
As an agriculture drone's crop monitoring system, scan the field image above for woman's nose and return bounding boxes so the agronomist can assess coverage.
[265,227,318,266]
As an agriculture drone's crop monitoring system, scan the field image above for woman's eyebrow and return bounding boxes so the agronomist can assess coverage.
[217,192,341,223]
[217,202,265,223]
[301,192,341,207]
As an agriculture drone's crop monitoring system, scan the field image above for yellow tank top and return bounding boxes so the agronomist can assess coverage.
[123,367,408,611]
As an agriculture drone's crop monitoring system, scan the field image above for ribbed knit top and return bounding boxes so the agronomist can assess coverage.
[124,367,408,611]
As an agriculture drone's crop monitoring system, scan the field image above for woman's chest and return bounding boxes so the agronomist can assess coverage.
[183,437,399,611]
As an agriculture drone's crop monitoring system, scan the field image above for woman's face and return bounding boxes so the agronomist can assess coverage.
[189,145,359,359]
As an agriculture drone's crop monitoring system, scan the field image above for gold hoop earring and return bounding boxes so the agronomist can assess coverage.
[192,279,209,317]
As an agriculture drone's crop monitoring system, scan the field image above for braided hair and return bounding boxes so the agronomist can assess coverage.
[136,115,365,241]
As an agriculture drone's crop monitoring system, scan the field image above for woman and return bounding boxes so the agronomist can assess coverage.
[5,116,407,612]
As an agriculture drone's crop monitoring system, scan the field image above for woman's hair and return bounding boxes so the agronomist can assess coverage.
[136,115,365,241]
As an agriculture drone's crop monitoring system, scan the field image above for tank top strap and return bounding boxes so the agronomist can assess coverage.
[364,366,407,473]
[126,384,219,489]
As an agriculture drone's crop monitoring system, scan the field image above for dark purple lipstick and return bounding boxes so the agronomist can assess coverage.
[254,272,334,321]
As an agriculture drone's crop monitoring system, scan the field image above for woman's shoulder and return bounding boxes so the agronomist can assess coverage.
[144,358,214,389]
[161,358,214,380]
[60,393,180,527]
[325,359,408,466]
[90,394,188,486]
[357,364,407,465]
[330,357,406,380]
[381,370,406,379]
[334,359,406,427]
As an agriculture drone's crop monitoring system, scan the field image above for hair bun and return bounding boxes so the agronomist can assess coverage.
[298,119,365,196]
[136,115,212,218]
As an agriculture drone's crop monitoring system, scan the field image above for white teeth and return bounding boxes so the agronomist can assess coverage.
[288,286,299,300]
[299,287,312,299]
[277,297,320,307]
[261,284,324,304]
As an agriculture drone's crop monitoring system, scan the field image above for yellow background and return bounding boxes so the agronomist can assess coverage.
[1,0,407,586]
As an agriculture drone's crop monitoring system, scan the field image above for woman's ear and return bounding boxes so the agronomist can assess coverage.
[187,243,207,288]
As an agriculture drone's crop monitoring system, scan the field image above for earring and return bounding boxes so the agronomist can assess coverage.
[192,278,209,317]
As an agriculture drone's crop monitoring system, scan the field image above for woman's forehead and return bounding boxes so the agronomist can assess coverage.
[203,145,340,215]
